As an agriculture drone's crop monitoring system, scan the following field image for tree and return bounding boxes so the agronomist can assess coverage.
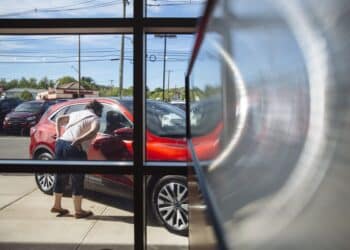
[56,76,76,87]
[38,77,50,89]
[19,77,29,88]
[20,90,33,101]
[81,76,98,90]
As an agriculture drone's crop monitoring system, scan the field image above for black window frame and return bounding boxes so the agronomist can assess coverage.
[0,1,197,250]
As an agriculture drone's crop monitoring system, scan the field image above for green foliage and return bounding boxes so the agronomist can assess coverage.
[19,90,33,101]
[147,87,185,101]
[81,76,99,90]
[56,76,77,87]
[0,77,211,102]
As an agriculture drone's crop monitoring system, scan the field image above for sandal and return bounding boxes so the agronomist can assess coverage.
[50,207,69,216]
[75,210,93,219]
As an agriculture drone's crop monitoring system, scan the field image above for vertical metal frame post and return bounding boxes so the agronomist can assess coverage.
[134,0,146,249]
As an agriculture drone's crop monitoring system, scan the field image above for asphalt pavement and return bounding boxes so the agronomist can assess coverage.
[0,135,30,159]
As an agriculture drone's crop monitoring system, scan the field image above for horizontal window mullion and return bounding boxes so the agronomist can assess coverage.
[0,18,197,34]
[144,165,188,175]
[0,160,134,174]
[0,18,135,28]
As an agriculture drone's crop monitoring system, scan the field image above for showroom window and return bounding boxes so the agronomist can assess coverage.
[0,0,196,249]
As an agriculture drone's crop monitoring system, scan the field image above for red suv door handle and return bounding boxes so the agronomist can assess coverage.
[51,134,57,140]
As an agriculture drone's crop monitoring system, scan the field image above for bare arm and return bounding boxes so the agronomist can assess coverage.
[56,115,69,139]
[71,119,100,147]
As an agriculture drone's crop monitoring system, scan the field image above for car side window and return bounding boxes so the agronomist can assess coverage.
[100,104,132,135]
[51,104,86,122]
[65,104,85,114]
[50,106,69,122]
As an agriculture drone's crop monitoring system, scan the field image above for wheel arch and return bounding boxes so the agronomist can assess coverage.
[33,145,55,159]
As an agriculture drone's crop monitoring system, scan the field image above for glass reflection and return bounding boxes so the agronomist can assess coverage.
[189,0,350,249]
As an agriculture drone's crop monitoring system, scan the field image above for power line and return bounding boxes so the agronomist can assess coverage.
[0,0,124,17]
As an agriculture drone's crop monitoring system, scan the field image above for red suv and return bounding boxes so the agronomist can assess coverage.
[30,97,191,235]
[30,97,222,235]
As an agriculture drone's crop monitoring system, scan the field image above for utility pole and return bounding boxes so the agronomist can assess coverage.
[119,0,128,98]
[154,34,176,101]
[162,36,167,101]
[78,34,81,97]
[167,70,173,101]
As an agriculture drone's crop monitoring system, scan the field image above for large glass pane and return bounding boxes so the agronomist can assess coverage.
[0,34,134,162]
[146,0,205,17]
[146,175,189,249]
[0,173,134,249]
[145,34,194,161]
[0,0,134,18]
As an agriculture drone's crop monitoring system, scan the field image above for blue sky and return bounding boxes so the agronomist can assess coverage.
[0,0,306,94]
[0,34,196,91]
[0,0,205,91]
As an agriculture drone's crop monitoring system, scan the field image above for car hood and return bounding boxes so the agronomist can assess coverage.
[6,111,37,118]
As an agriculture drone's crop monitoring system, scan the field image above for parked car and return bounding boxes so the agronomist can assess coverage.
[170,100,186,111]
[30,97,196,235]
[0,97,22,130]
[3,99,64,135]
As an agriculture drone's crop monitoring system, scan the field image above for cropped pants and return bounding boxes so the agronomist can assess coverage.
[53,139,87,196]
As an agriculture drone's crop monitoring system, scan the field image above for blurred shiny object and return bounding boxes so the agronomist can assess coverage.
[188,0,350,249]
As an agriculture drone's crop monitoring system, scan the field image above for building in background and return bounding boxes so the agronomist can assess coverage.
[3,88,46,100]
[37,82,99,100]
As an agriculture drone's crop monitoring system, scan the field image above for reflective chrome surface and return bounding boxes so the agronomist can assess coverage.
[189,0,350,249]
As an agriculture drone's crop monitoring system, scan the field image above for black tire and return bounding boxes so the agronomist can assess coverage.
[34,151,55,195]
[151,175,189,236]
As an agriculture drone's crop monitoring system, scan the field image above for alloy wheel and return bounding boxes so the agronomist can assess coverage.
[36,173,55,192]
[156,181,189,232]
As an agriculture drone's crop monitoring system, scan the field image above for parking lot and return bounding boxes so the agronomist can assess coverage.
[0,135,188,249]
[0,135,30,159]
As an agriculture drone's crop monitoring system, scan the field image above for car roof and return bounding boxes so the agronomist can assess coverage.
[45,97,121,115]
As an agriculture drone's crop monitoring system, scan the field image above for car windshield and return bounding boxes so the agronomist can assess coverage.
[190,96,222,136]
[119,99,186,137]
[14,102,43,113]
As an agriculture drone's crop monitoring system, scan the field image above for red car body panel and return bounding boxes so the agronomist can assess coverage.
[30,98,221,189]
[30,98,201,161]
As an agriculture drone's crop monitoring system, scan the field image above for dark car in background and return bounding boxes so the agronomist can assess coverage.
[0,98,22,130]
[3,100,58,135]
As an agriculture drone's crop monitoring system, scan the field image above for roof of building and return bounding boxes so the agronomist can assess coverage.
[5,88,47,93]
[58,82,85,90]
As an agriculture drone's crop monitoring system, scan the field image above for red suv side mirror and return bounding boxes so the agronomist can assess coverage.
[113,127,133,140]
